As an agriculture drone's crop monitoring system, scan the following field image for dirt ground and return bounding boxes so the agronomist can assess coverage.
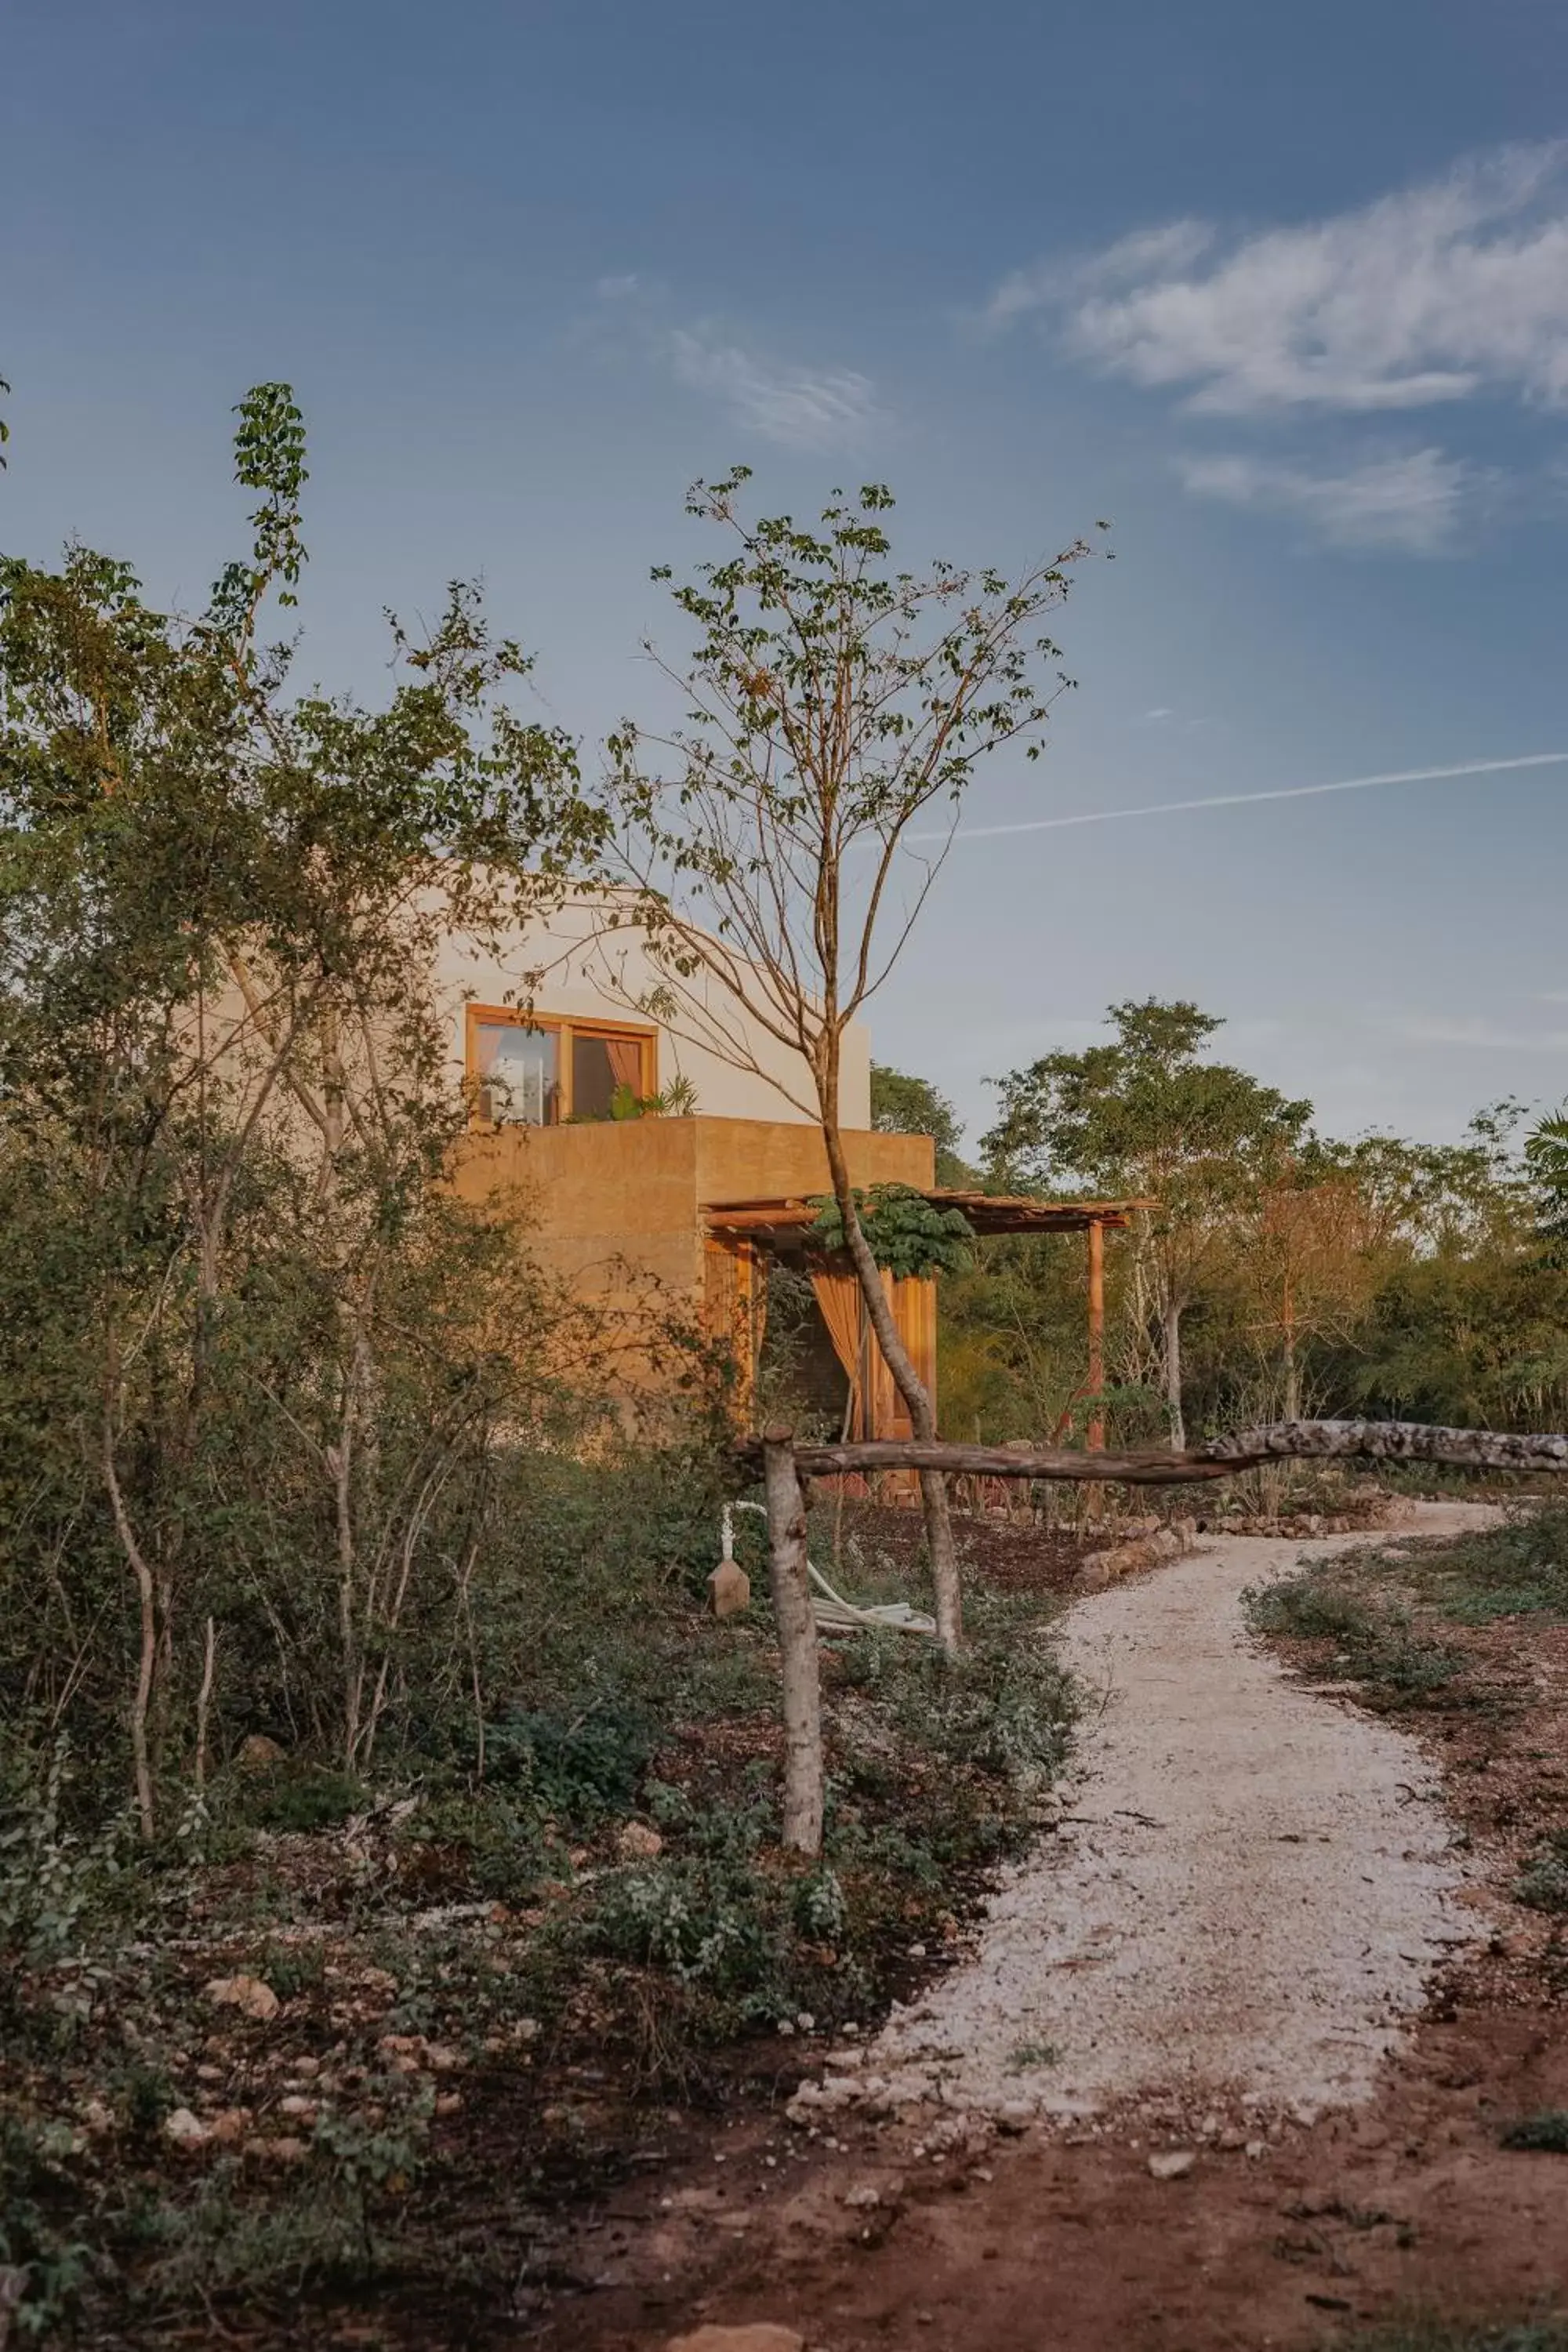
[535,1509,1568,2352]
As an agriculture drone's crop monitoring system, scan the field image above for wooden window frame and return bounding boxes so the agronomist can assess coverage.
[466,1006,658,1126]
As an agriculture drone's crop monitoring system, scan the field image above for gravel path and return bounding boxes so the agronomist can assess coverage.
[855,1504,1498,2129]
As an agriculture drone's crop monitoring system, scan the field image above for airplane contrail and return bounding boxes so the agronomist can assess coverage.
[935,750,1568,841]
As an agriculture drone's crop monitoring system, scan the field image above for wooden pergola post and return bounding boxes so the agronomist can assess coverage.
[1086,1216,1105,1454]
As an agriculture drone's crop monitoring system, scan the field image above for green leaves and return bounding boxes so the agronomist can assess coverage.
[871,1062,973,1186]
[1526,1105,1568,1258]
[983,996,1312,1213]
[808,1184,974,1279]
[209,381,310,637]
[604,471,1103,1051]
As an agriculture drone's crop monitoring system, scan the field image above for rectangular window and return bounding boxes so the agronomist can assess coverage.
[473,1020,558,1126]
[467,1010,654,1125]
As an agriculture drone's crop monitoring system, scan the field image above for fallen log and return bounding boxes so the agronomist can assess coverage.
[1202,1419,1568,1472]
[734,1419,1568,1485]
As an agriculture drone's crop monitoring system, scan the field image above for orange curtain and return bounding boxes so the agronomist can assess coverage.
[811,1269,864,1434]
[605,1035,643,1092]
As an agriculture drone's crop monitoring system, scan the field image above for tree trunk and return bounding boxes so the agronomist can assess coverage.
[1281,1283,1301,1423]
[102,1414,158,1842]
[818,1094,962,1654]
[1163,1295,1185,1452]
[761,1428,824,1857]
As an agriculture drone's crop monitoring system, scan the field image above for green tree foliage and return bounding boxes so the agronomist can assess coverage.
[808,1184,975,1279]
[0,386,608,1834]
[886,1031,1568,1450]
[1526,1105,1568,1259]
[870,1063,975,1187]
[984,1000,1312,1446]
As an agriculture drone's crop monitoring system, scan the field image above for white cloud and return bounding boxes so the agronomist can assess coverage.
[985,220,1214,328]
[992,143,1568,416]
[1177,446,1476,552]
[665,327,884,451]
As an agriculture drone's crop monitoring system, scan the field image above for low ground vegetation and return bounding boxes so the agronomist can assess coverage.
[0,1487,1073,2342]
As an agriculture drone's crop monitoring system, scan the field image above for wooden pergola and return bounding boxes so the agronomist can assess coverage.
[702,1189,1151,1451]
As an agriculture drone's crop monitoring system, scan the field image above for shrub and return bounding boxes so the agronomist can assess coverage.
[242,1766,369,1835]
[1246,1574,1460,1706]
[1419,1506,1568,1624]
[1501,2111,1568,2153]
[0,1737,127,1965]
[0,2118,93,2341]
[581,1789,824,2028]
[1515,1833,1568,1915]
[484,1700,653,1828]
[1247,1578,1377,1646]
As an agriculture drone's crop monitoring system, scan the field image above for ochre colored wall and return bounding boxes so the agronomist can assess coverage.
[450,1115,935,1317]
[451,1116,705,1306]
[693,1117,932,1208]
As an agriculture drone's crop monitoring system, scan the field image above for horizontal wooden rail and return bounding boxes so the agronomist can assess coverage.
[736,1419,1568,1485]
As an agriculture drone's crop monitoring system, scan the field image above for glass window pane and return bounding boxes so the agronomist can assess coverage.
[572,1034,617,1120]
[571,1031,646,1120]
[475,1022,557,1124]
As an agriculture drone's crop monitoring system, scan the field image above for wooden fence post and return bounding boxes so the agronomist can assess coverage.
[761,1425,825,1859]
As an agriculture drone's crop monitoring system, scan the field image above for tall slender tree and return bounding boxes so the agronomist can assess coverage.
[604,469,1102,1650]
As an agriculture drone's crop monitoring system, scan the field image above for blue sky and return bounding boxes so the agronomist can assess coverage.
[5,0,1567,1149]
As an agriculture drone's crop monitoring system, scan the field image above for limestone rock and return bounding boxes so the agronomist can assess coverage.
[204,1974,280,2022]
[237,1733,286,1770]
[665,2329,804,2352]
[163,2107,212,2148]
[618,1820,665,1861]
[1146,2148,1196,2180]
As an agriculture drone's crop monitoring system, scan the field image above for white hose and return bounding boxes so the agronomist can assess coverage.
[727,1500,938,1639]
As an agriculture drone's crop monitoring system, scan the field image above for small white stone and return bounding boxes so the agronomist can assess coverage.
[163,2107,212,2148]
